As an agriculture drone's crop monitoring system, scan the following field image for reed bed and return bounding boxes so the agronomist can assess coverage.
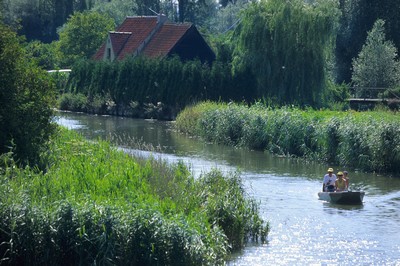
[176,102,400,174]
[0,128,268,265]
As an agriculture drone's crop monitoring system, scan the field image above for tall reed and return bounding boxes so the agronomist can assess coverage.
[176,102,400,174]
[0,128,269,265]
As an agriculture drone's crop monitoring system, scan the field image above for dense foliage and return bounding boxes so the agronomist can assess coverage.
[24,40,61,70]
[351,19,400,97]
[57,11,115,67]
[3,0,400,91]
[0,0,220,43]
[3,0,400,109]
[1,0,89,43]
[0,22,56,167]
[62,56,256,118]
[176,102,400,174]
[335,0,400,83]
[231,0,340,107]
[0,129,269,264]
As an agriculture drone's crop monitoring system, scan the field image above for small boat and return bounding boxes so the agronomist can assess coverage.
[318,191,365,205]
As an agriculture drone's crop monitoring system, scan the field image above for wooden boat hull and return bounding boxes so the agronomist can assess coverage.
[318,191,365,205]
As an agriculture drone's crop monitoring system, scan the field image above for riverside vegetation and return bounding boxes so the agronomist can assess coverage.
[176,102,400,174]
[1,21,268,265]
[0,128,269,265]
[58,56,255,120]
[2,1,400,264]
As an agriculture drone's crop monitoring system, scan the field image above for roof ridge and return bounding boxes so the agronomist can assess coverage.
[125,16,158,19]
[164,23,192,26]
[110,31,132,34]
[94,15,215,63]
[132,15,167,56]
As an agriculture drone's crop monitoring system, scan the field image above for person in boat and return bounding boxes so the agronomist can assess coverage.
[335,171,347,192]
[322,168,337,192]
[343,170,349,190]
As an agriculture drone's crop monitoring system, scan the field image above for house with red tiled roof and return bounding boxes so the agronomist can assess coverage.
[93,14,215,64]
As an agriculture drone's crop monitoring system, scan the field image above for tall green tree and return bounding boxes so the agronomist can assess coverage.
[91,0,136,25]
[1,0,54,42]
[93,0,158,17]
[351,20,400,96]
[336,0,400,83]
[232,0,339,106]
[57,11,114,67]
[176,0,218,25]
[25,40,60,70]
[1,0,95,43]
[0,22,56,166]
[206,0,248,34]
[54,0,74,31]
[136,0,160,15]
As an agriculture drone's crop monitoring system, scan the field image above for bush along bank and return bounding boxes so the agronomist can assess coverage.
[176,101,400,174]
[0,128,268,265]
[58,57,257,120]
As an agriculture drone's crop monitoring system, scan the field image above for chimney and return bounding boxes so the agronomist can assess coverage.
[134,14,168,57]
[157,14,167,24]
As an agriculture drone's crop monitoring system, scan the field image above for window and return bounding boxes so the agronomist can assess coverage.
[107,48,111,60]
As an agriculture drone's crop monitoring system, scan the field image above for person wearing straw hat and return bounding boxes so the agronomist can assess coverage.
[335,171,347,192]
[323,167,337,192]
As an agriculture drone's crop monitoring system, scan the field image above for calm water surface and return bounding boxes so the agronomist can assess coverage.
[56,112,400,265]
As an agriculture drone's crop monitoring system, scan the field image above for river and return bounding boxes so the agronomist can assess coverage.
[56,111,400,265]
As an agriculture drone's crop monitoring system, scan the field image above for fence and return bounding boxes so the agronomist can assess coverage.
[348,87,400,109]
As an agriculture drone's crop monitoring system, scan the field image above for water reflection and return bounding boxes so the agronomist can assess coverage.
[56,112,400,265]
[321,202,364,214]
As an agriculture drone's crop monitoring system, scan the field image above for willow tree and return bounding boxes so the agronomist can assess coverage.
[232,0,339,106]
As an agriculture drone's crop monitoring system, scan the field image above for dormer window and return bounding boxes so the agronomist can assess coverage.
[93,17,215,64]
[107,48,111,60]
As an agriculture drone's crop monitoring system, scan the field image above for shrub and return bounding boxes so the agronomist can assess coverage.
[0,23,56,167]
[58,93,88,112]
[199,169,269,250]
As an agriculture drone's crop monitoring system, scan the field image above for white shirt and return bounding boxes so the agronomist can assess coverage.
[323,173,337,191]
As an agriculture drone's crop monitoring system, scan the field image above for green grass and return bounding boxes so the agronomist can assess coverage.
[176,101,400,174]
[0,128,269,265]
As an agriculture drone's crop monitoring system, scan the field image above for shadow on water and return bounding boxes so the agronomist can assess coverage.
[321,201,365,214]
[56,111,400,265]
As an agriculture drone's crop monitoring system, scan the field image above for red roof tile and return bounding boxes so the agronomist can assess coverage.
[93,16,158,60]
[109,32,132,56]
[93,42,106,60]
[93,16,213,62]
[142,23,192,58]
[115,16,158,60]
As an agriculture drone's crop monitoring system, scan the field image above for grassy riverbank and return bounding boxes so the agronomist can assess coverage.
[176,101,400,174]
[0,128,268,265]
